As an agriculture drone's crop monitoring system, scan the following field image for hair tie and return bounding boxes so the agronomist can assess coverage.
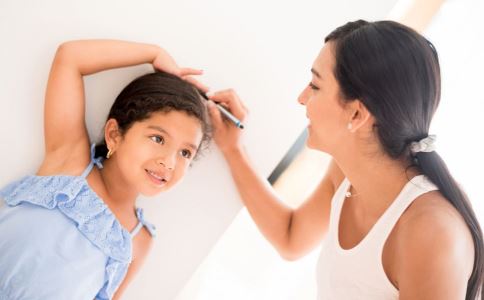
[410,135,437,155]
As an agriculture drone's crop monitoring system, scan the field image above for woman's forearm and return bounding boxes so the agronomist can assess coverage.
[54,39,161,75]
[222,146,295,255]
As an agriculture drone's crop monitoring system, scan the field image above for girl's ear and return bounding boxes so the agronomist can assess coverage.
[104,118,122,151]
[346,99,373,133]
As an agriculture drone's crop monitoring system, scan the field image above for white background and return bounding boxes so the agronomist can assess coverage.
[2,0,481,299]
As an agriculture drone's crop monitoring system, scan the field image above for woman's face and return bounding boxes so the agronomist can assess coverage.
[112,110,203,197]
[298,43,351,154]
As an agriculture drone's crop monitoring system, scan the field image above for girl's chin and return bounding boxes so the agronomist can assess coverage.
[139,189,165,197]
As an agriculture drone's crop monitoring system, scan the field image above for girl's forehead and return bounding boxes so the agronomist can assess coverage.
[139,110,197,125]
[139,110,203,140]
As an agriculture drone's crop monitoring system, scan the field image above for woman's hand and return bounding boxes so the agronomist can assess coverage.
[207,89,248,155]
[152,49,209,92]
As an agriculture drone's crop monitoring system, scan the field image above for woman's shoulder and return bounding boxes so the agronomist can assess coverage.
[400,190,471,240]
[394,191,474,279]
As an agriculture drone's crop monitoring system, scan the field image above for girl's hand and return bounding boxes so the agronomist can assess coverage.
[152,49,209,92]
[207,89,248,155]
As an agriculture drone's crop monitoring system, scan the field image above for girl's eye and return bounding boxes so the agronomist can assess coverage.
[150,135,165,144]
[309,82,319,91]
[180,149,192,159]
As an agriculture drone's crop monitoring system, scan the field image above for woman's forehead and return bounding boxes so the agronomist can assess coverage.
[313,44,336,78]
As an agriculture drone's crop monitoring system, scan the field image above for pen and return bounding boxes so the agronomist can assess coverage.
[200,92,245,129]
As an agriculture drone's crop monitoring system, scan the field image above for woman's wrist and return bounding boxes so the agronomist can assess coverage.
[221,144,245,159]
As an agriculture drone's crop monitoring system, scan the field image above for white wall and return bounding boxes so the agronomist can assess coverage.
[0,1,397,299]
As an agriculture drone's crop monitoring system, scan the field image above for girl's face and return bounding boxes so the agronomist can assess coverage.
[112,110,203,197]
[297,43,351,154]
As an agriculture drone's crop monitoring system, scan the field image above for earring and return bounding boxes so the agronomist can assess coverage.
[347,123,353,131]
[106,148,113,159]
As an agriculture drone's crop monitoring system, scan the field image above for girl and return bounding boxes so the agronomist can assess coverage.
[207,20,483,299]
[0,40,211,300]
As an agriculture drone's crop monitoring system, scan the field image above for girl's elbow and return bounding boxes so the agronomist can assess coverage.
[54,41,80,62]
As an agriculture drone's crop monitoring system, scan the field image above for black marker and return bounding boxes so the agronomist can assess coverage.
[200,92,245,129]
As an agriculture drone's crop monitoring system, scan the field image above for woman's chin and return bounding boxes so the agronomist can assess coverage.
[306,138,330,154]
[306,137,318,150]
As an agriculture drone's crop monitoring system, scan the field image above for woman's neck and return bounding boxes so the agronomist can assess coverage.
[335,149,419,219]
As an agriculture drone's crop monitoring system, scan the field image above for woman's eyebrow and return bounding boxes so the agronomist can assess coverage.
[311,68,321,79]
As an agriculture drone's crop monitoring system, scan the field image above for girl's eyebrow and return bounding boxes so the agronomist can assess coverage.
[147,125,198,151]
[148,125,171,138]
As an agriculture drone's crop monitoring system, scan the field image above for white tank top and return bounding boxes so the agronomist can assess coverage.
[316,175,438,299]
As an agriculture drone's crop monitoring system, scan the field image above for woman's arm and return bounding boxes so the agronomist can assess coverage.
[208,90,344,260]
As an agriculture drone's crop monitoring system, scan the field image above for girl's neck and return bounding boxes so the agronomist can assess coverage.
[99,158,138,215]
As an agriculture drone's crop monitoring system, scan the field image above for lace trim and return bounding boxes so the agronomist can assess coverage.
[0,175,132,299]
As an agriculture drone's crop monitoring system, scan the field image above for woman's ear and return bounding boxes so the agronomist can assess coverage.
[104,119,122,151]
[347,100,372,133]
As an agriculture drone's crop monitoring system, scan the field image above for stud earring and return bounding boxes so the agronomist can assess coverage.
[106,148,113,159]
[347,123,353,131]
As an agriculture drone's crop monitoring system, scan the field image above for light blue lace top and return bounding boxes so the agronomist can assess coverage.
[0,144,156,300]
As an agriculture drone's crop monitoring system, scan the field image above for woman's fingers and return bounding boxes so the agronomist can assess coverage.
[208,89,248,120]
[207,100,225,129]
[206,90,246,153]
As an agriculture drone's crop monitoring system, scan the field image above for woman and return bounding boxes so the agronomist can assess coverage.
[207,20,483,299]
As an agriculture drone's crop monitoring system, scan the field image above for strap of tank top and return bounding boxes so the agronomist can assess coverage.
[329,178,350,230]
[80,144,104,179]
[370,175,438,247]
[130,221,144,238]
[130,207,157,238]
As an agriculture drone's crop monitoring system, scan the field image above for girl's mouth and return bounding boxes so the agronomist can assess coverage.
[145,169,167,186]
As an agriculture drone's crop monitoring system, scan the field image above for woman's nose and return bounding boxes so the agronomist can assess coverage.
[298,86,310,105]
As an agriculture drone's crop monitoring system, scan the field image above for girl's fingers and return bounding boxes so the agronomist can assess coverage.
[179,68,203,76]
[183,76,210,93]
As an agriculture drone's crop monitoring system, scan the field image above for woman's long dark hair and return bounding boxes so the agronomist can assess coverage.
[326,20,483,299]
[95,71,211,160]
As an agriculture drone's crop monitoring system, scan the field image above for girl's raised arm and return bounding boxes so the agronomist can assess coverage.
[43,40,163,160]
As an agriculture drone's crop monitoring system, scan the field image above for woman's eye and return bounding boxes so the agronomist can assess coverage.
[180,149,192,159]
[309,82,319,91]
[150,135,165,144]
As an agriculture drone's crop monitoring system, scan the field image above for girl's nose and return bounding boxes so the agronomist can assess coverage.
[156,153,176,170]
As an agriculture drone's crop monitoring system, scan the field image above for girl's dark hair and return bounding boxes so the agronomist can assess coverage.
[326,20,483,299]
[95,71,211,160]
